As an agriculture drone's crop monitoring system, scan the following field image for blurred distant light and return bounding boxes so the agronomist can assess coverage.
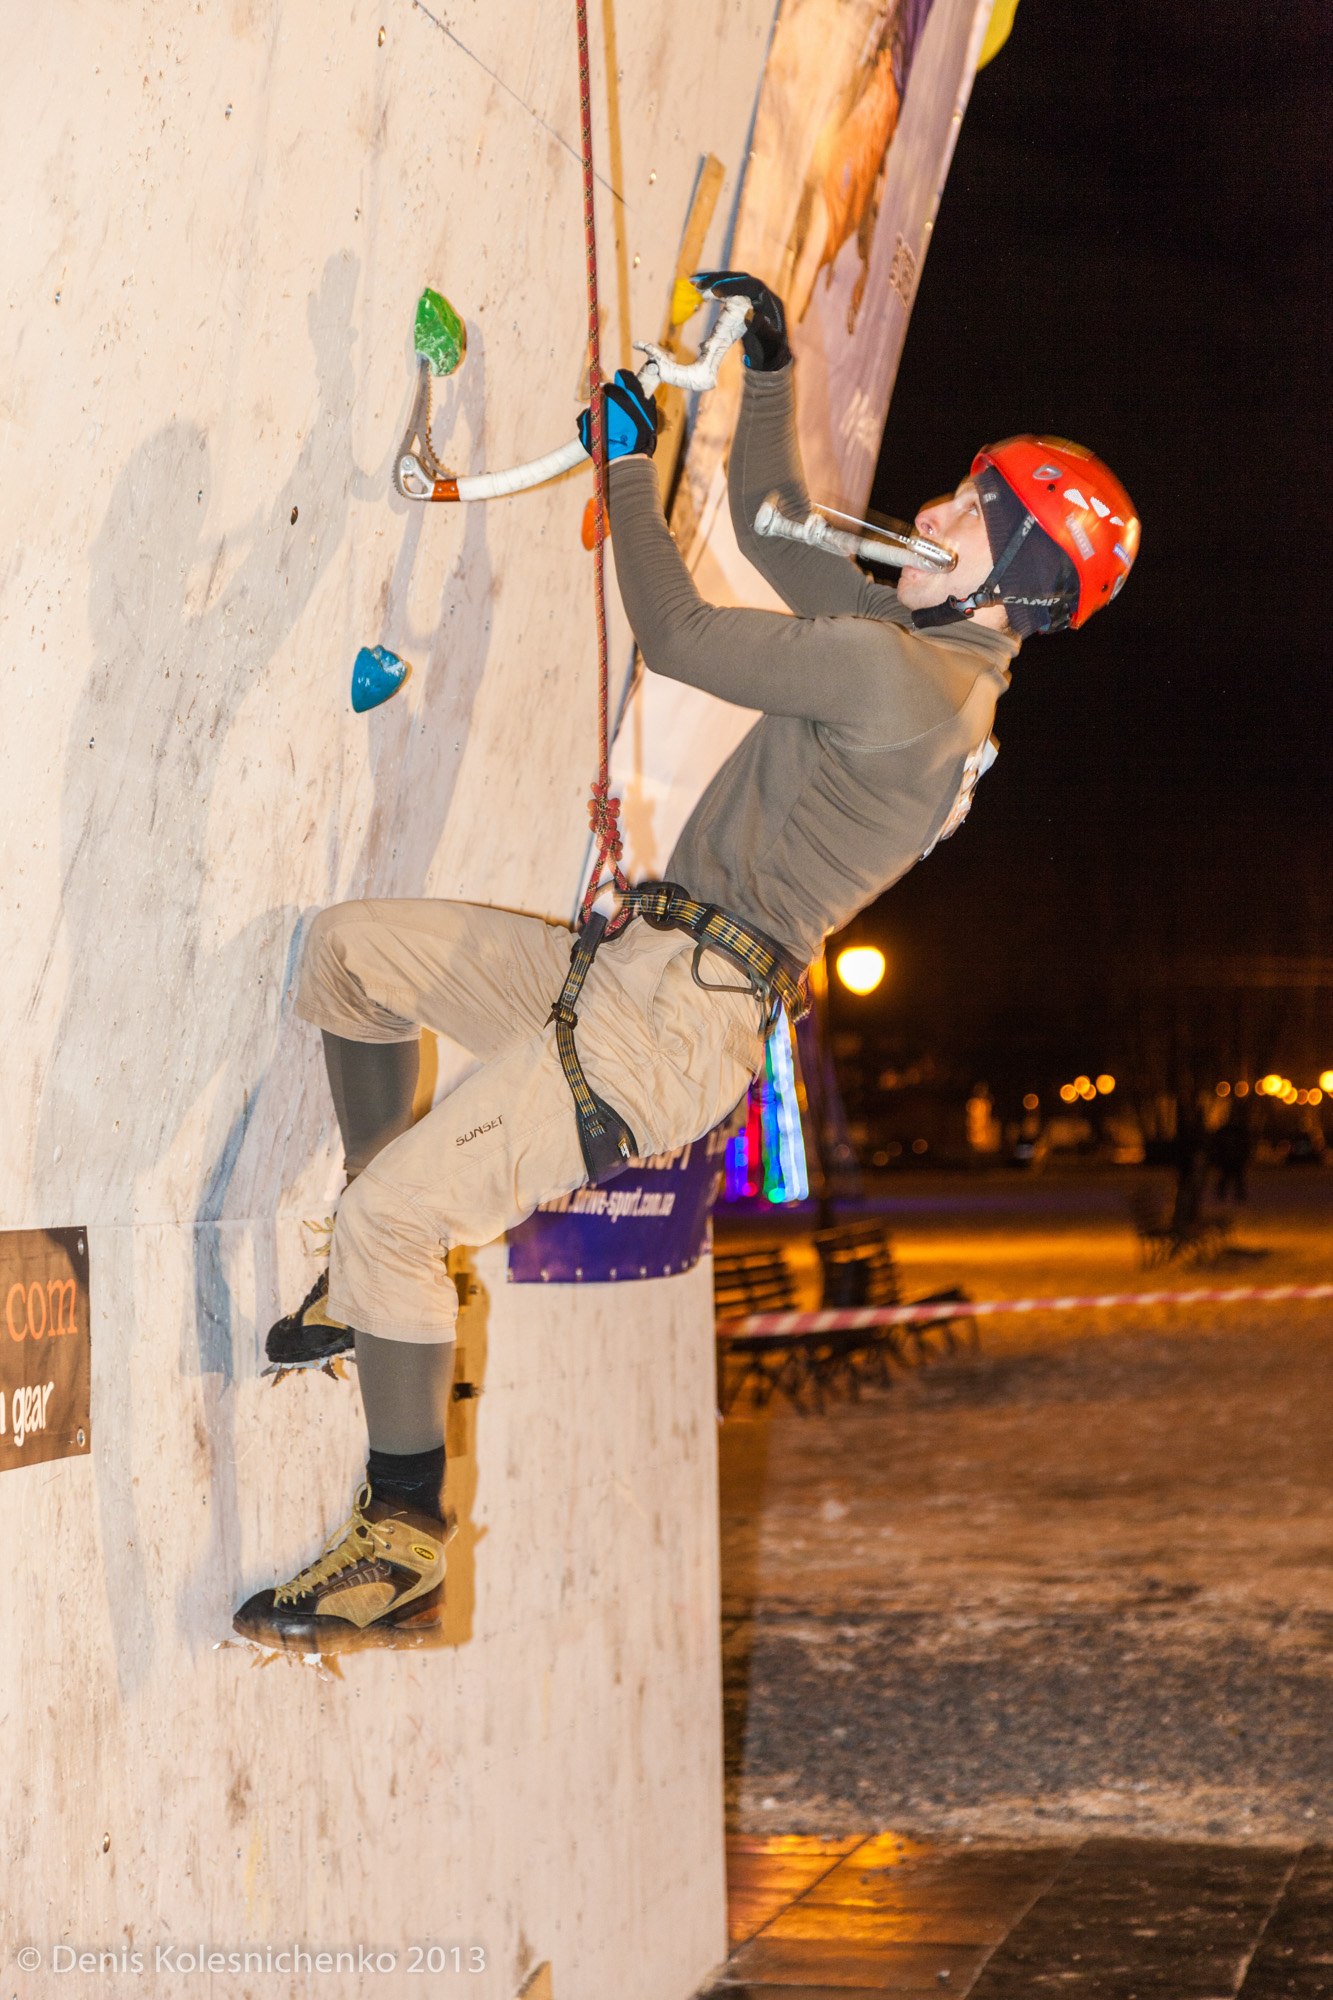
[1022,1092,1039,1111]
[1282,1084,1298,1104]
[1311,1088,1324,1106]
[835,945,887,996]
[1235,1080,1250,1097]
[1215,1081,1231,1097]
[1320,1070,1333,1093]
[1260,1074,1281,1095]
[1059,1083,1077,1104]
[1297,1089,1309,1104]
[911,1137,928,1154]
[1078,1082,1096,1101]
[1074,1074,1091,1091]
[1095,1073,1116,1095]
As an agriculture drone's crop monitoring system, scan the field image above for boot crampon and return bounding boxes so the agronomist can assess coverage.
[233,1482,458,1657]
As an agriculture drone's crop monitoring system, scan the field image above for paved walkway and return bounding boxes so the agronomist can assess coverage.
[700,1833,1333,1996]
[705,1172,1333,1991]
[718,1172,1333,1842]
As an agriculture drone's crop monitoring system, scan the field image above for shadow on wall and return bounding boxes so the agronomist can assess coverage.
[32,248,499,1678]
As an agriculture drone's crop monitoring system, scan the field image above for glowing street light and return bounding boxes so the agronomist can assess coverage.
[1320,1070,1333,1094]
[835,945,887,996]
[1095,1073,1116,1095]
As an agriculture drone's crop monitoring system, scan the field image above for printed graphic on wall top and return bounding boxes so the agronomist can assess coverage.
[0,1227,91,1473]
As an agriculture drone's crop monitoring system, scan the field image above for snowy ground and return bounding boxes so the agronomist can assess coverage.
[718,1168,1333,1842]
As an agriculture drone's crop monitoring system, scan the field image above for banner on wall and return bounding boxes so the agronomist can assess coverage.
[0,1227,91,1473]
[508,1125,733,1285]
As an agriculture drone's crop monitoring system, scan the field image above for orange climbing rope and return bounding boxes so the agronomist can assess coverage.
[574,0,626,926]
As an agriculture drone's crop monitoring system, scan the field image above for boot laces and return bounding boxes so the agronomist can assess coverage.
[274,1483,394,1604]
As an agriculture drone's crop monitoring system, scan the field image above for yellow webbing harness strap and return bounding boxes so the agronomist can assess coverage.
[549,911,639,1186]
[620,881,810,1025]
[549,885,811,1189]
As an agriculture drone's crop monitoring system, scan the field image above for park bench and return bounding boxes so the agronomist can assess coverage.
[712,1243,818,1414]
[713,1223,975,1415]
[814,1219,977,1388]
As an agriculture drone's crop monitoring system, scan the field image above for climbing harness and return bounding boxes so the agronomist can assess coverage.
[393,293,750,505]
[754,493,956,573]
[620,882,809,1027]
[550,883,810,1187]
[548,912,640,1185]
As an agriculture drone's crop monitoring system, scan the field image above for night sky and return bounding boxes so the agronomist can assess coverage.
[861,0,1331,1092]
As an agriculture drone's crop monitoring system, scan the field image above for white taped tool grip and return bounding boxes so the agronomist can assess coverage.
[398,294,752,504]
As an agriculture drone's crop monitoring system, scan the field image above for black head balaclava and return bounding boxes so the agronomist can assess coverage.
[973,466,1079,639]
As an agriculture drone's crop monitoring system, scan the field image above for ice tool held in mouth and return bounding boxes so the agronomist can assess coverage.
[753,495,956,573]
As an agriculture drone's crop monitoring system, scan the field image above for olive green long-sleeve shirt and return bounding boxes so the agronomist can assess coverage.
[607,365,1016,964]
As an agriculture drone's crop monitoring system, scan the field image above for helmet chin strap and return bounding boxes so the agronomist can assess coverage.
[910,512,1039,630]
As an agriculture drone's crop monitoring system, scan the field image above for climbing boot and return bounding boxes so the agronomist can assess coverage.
[232,1483,457,1656]
[263,1268,354,1378]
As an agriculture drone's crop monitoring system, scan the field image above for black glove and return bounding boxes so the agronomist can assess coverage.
[576,368,658,462]
[692,269,791,372]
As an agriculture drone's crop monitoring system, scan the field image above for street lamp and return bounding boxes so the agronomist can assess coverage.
[835,945,887,996]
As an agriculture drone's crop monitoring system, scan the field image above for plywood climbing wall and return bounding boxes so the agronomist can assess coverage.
[0,1,774,1992]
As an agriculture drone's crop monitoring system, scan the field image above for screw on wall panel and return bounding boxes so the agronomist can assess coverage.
[77,1430,86,1446]
[378,24,386,43]
[102,1834,110,1852]
[224,103,232,117]
[290,505,298,524]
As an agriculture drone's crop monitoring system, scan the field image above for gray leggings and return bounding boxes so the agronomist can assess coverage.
[323,1032,454,1455]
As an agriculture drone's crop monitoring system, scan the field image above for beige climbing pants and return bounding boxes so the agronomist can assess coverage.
[294,899,768,1343]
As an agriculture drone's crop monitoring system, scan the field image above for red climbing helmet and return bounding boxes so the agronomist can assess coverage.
[971,436,1140,629]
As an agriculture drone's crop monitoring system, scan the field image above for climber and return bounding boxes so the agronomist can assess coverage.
[233,269,1138,1653]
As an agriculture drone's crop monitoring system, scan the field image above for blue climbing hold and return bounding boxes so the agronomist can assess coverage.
[351,645,411,713]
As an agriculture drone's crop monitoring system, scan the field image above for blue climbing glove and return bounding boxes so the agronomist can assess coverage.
[576,368,658,462]
[692,269,791,371]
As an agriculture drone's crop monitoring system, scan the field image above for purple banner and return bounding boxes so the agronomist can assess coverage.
[507,1125,731,1283]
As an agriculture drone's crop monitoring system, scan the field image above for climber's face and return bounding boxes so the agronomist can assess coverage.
[895,478,994,612]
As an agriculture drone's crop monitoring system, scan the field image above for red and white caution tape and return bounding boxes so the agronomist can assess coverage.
[723,1283,1333,1338]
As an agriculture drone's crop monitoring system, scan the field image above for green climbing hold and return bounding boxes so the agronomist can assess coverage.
[414,288,466,377]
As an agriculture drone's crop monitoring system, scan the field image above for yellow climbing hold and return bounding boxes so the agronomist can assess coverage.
[977,0,1019,68]
[670,278,704,327]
